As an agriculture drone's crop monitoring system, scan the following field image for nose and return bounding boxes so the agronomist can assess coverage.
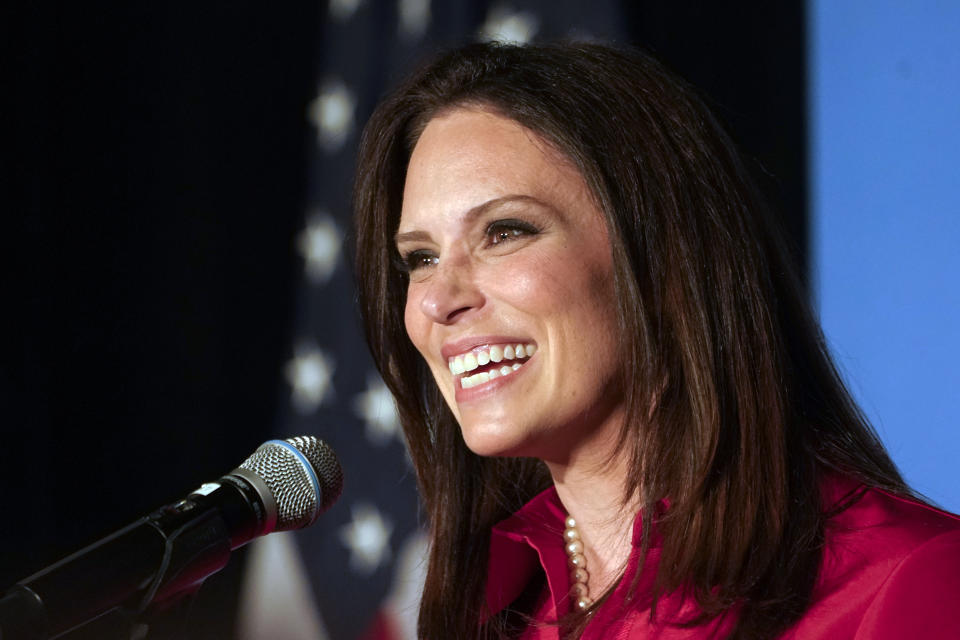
[417,258,484,324]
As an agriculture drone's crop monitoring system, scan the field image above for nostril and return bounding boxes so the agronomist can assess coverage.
[444,305,473,323]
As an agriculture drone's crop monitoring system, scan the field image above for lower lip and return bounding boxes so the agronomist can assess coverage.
[453,359,531,403]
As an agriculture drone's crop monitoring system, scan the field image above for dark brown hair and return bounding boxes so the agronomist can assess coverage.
[353,41,906,639]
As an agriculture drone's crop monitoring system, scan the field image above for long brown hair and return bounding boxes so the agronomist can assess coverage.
[353,41,907,639]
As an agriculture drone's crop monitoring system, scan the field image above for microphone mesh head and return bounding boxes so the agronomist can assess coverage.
[238,436,343,531]
[284,435,344,512]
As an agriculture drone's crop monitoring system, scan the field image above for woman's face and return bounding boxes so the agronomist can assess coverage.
[397,108,625,463]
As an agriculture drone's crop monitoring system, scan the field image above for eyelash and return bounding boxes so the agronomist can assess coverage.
[486,218,539,246]
[396,218,540,273]
[396,250,438,273]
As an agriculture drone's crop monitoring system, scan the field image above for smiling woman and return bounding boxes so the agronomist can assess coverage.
[352,42,960,639]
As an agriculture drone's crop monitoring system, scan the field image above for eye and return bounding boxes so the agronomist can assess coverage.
[396,249,438,273]
[486,219,540,246]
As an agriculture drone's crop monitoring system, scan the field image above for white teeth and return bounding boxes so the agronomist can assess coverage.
[460,360,530,389]
[464,353,478,372]
[449,342,539,388]
[447,343,538,369]
[462,371,492,389]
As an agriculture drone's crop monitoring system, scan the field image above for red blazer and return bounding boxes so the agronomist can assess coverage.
[487,476,960,638]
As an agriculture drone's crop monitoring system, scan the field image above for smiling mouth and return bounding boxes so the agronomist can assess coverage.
[447,343,537,389]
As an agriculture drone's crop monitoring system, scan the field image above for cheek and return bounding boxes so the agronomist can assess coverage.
[499,248,614,320]
[490,245,568,302]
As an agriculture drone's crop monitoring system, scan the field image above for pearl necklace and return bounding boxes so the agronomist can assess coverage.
[563,515,593,611]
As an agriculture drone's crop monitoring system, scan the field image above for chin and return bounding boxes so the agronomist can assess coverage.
[460,422,543,459]
[461,425,521,458]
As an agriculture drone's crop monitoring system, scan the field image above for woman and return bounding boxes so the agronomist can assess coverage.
[353,42,960,639]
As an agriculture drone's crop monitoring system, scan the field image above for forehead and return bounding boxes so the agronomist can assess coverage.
[398,108,592,230]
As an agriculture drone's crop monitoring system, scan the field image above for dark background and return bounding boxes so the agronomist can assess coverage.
[3,2,805,638]
[5,3,320,637]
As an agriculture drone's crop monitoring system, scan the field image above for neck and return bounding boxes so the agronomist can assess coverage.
[544,429,638,594]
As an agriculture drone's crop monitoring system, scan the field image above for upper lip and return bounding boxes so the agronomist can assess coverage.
[440,335,535,360]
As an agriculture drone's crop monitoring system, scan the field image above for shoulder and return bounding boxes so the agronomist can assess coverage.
[794,479,960,638]
[854,526,960,637]
[824,481,960,561]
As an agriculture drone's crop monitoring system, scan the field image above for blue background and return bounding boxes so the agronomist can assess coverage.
[812,0,960,510]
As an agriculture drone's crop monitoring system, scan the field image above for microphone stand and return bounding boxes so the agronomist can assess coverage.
[0,435,341,640]
[0,484,243,640]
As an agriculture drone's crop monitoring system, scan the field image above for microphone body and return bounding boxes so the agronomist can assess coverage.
[0,437,342,640]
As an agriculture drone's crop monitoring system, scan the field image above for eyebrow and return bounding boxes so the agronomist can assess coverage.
[394,194,542,246]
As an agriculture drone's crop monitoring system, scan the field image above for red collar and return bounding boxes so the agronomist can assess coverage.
[487,487,657,619]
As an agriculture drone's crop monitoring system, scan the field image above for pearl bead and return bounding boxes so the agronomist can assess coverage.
[564,513,592,612]
[571,567,589,584]
[568,552,587,568]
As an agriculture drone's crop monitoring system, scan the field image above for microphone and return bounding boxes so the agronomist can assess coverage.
[0,436,343,640]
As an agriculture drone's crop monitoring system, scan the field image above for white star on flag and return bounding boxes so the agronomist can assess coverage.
[284,345,335,414]
[328,0,362,21]
[478,5,539,44]
[339,503,393,574]
[353,373,400,445]
[298,212,342,284]
[308,79,356,151]
[398,0,431,40]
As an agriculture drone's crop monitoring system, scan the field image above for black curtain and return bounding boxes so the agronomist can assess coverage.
[5,3,319,638]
